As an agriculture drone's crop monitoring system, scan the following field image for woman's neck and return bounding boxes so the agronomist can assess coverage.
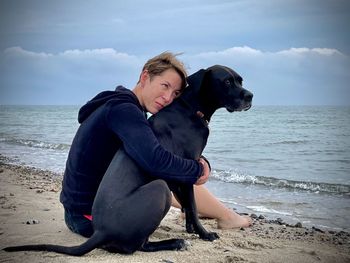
[132,84,145,109]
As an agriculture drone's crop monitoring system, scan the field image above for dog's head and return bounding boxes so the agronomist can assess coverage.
[186,65,253,113]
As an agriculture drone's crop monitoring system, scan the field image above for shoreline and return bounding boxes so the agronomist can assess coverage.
[0,162,349,262]
[1,152,349,232]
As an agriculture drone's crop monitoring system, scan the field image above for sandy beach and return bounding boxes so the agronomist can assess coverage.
[0,161,349,263]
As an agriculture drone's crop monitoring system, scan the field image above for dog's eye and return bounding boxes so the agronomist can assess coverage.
[225,79,231,87]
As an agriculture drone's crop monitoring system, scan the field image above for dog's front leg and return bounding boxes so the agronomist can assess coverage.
[172,184,219,241]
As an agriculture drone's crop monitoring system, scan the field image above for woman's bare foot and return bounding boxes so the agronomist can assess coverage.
[217,209,253,229]
[172,186,253,230]
[177,209,253,230]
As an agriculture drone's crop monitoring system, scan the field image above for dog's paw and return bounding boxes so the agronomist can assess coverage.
[201,232,220,241]
[176,239,191,251]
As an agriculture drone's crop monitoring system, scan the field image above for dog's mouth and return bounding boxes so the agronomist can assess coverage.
[243,103,252,111]
[226,102,252,112]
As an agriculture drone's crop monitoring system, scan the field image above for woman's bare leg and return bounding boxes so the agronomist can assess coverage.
[172,185,252,229]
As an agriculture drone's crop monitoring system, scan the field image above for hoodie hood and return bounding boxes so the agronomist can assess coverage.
[78,86,139,123]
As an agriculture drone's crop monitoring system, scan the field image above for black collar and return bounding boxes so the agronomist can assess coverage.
[178,97,209,126]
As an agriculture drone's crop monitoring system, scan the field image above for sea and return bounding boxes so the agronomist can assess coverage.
[0,105,349,232]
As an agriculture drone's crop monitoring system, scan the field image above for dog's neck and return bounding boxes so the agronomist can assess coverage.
[180,89,219,124]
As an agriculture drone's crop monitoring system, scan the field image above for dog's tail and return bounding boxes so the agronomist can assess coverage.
[3,231,104,256]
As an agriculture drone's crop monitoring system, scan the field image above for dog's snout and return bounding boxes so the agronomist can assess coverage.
[240,90,253,102]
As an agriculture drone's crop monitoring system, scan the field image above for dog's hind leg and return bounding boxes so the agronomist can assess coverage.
[100,179,178,254]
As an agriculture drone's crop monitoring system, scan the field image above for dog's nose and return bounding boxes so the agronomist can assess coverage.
[240,90,253,102]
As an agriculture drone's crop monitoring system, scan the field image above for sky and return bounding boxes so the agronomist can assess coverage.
[0,0,349,105]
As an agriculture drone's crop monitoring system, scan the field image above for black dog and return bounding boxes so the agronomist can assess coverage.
[4,65,253,256]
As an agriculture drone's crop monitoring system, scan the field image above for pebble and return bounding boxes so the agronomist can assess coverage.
[25,219,40,225]
[250,214,258,219]
[160,226,171,232]
[312,226,325,233]
[295,222,303,228]
[276,218,284,224]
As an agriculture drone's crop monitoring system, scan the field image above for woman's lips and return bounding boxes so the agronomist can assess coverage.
[155,102,164,110]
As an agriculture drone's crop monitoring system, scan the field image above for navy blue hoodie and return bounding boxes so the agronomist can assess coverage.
[60,86,203,214]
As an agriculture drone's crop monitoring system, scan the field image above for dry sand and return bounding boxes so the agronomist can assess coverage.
[0,162,349,263]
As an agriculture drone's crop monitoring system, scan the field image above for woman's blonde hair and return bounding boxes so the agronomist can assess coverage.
[141,52,188,90]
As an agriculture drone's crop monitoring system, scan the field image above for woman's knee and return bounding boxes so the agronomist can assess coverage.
[64,208,93,238]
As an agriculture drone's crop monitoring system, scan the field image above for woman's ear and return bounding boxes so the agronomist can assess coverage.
[139,70,149,88]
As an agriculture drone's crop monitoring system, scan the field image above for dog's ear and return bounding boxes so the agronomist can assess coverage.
[186,69,207,93]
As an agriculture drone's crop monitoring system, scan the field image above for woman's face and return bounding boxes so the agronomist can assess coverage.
[140,69,183,114]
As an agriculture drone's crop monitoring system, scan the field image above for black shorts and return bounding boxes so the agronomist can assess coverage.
[64,208,93,238]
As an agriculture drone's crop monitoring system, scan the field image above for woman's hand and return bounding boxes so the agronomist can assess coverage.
[195,158,210,185]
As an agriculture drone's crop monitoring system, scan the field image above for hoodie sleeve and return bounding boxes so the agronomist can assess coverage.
[105,100,203,184]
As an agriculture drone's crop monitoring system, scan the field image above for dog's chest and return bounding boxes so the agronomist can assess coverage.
[150,113,209,159]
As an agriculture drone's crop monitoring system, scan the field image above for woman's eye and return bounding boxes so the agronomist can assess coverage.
[174,91,181,97]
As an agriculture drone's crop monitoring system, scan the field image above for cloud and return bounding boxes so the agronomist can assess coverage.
[194,46,264,58]
[277,47,343,56]
[185,46,348,79]
[0,47,143,104]
[188,46,345,63]
[3,46,140,64]
[1,46,349,105]
[59,48,137,61]
[4,46,53,58]
[184,46,349,105]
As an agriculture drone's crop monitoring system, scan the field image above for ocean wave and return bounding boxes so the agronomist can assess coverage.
[0,137,70,150]
[246,205,293,216]
[211,169,350,196]
[267,139,309,145]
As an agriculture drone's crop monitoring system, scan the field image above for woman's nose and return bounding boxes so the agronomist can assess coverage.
[162,90,173,103]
